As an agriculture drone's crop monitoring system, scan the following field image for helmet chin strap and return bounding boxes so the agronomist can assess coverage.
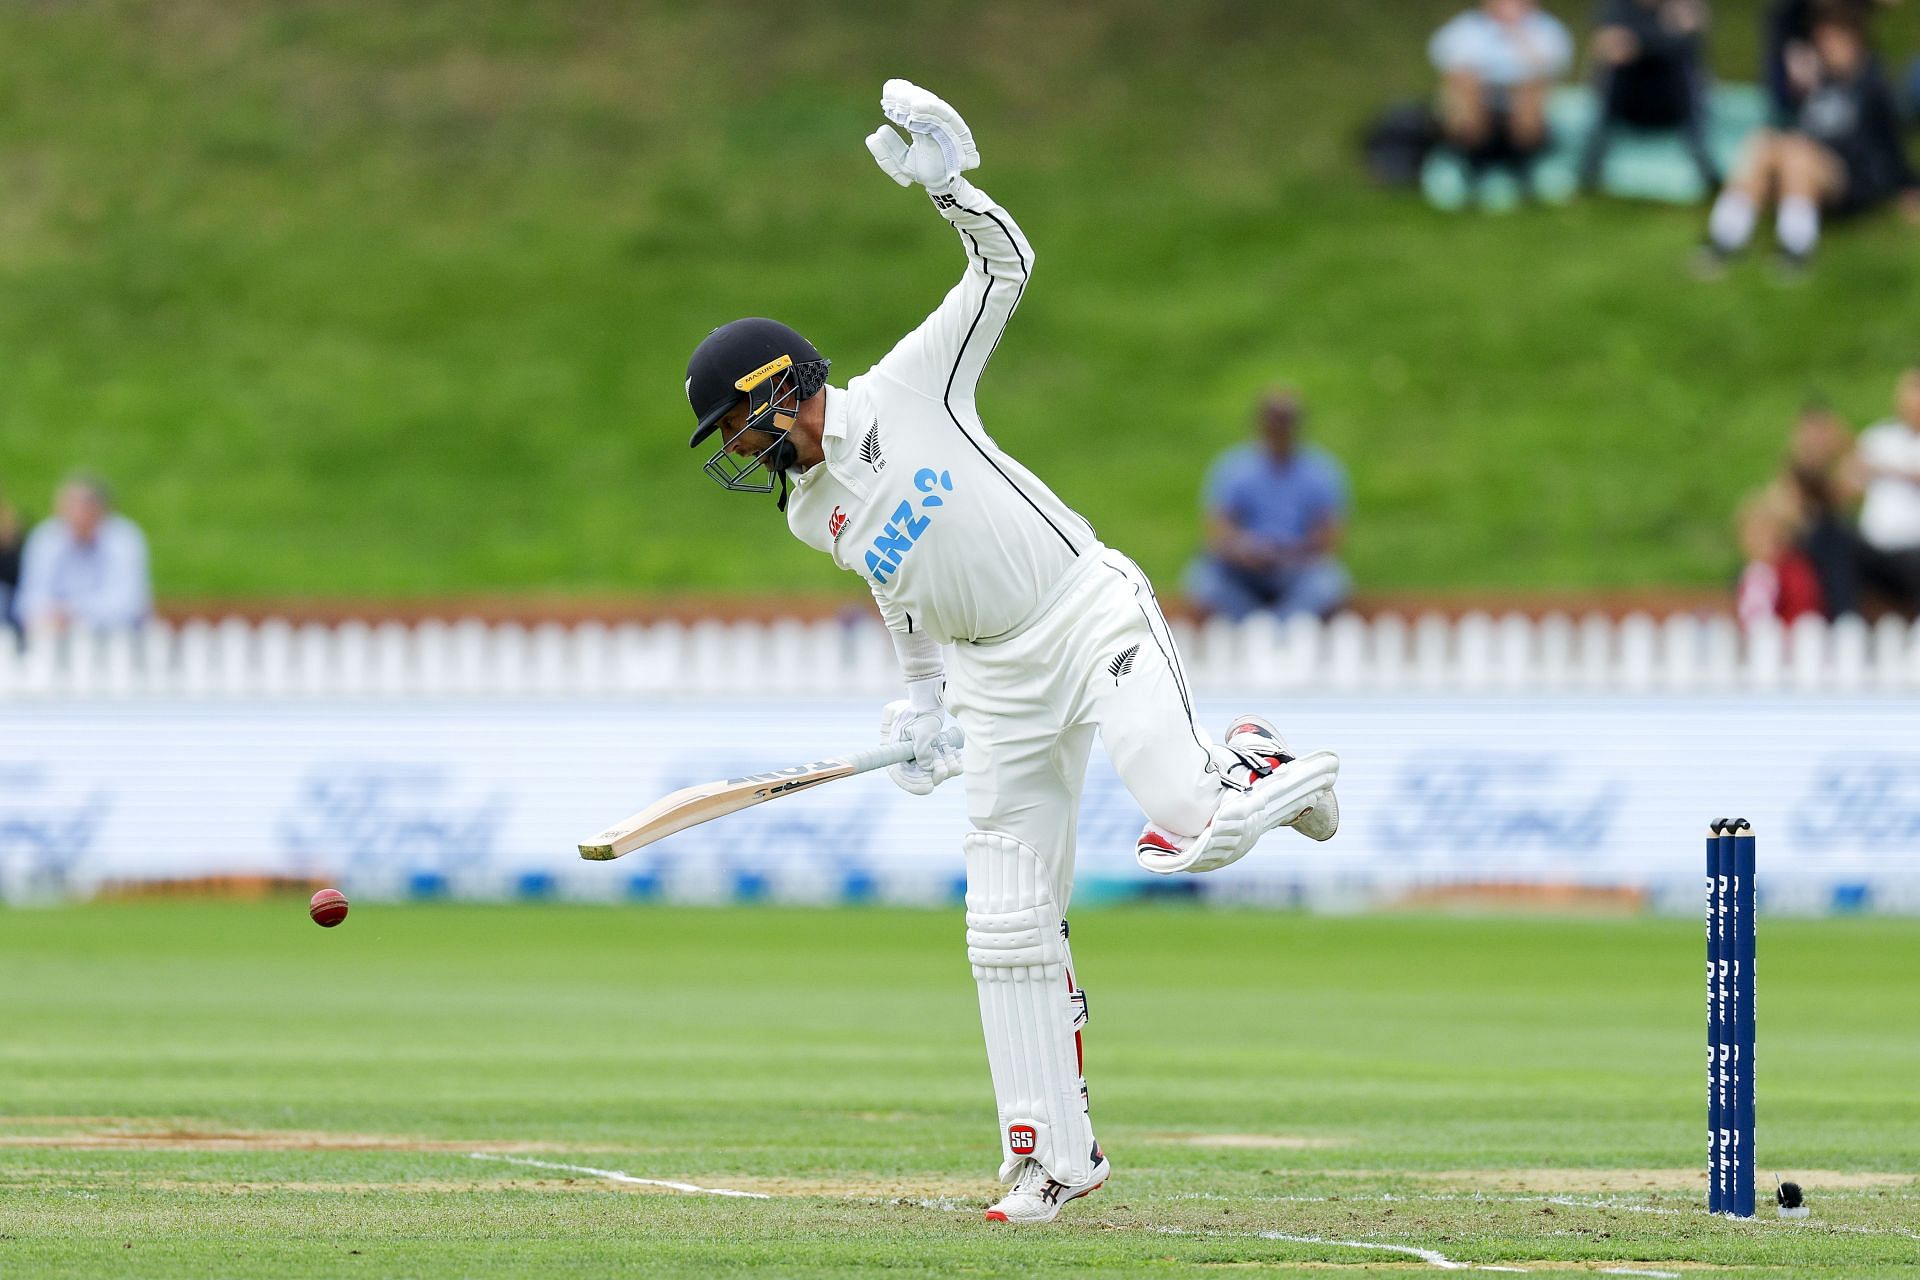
[766,416,799,511]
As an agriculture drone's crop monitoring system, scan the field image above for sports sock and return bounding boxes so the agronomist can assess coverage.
[1777,196,1820,258]
[1708,190,1757,253]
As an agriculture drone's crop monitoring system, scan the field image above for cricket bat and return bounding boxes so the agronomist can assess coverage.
[577,726,965,860]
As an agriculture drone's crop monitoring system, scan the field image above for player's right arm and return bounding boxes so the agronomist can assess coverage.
[868,583,961,796]
[863,80,1034,413]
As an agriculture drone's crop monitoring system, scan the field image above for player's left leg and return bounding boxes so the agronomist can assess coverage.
[1074,552,1340,874]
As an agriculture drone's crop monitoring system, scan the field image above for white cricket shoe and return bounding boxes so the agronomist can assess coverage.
[984,1146,1110,1224]
[1224,715,1339,842]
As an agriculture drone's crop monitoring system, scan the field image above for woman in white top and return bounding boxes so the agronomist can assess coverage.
[1429,0,1575,192]
[1854,367,1920,610]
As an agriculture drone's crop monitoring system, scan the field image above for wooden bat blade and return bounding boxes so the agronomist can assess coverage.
[577,727,959,862]
[577,758,859,860]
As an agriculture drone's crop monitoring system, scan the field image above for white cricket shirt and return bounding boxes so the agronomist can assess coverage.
[1857,420,1920,551]
[784,178,1101,645]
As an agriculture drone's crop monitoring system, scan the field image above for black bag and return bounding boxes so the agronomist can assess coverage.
[1362,101,1441,187]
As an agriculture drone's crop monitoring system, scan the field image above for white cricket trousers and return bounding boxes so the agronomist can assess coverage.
[945,547,1238,1186]
[945,546,1236,910]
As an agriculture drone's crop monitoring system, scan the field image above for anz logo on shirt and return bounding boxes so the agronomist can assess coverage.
[864,468,955,586]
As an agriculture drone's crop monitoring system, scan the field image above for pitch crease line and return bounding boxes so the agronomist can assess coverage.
[1156,1226,1491,1271]
[470,1152,770,1199]
[1158,1230,1684,1276]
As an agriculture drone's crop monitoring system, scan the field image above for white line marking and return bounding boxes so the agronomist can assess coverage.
[468,1164,1916,1260]
[469,1152,770,1199]
[1252,1231,1470,1270]
[1156,1226,1491,1271]
[1546,1195,1684,1216]
[1600,1270,1680,1278]
[1803,1221,1920,1239]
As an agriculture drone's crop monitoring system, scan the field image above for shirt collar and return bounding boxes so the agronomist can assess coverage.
[790,386,846,491]
[820,384,849,443]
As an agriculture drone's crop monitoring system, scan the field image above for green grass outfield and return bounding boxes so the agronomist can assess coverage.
[3,2,1919,600]
[2,903,1916,1276]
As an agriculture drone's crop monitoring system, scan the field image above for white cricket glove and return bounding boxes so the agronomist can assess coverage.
[865,78,981,192]
[880,698,962,796]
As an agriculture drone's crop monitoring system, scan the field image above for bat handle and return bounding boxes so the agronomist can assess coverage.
[843,724,966,776]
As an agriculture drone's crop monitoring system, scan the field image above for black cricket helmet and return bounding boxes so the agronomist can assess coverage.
[686,318,831,508]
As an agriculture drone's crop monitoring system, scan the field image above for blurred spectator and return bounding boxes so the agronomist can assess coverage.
[1763,0,1894,124]
[1735,485,1824,623]
[14,472,152,635]
[1738,382,1920,622]
[0,481,23,628]
[1703,11,1919,270]
[1430,0,1576,197]
[1783,400,1869,615]
[1186,390,1351,621]
[1579,0,1719,192]
[1854,365,1920,611]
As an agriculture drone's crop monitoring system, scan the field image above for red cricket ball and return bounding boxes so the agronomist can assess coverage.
[309,888,350,928]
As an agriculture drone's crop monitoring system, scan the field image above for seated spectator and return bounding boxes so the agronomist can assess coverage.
[1853,364,1920,612]
[1783,399,1869,616]
[14,472,152,635]
[1186,390,1351,621]
[1579,0,1719,193]
[1735,485,1824,624]
[1703,10,1920,271]
[1763,0,1893,125]
[0,481,22,629]
[1430,0,1576,199]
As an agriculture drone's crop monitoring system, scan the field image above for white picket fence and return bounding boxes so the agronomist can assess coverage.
[4,611,1920,699]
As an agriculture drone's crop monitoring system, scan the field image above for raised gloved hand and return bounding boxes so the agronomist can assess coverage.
[880,698,963,796]
[865,78,980,192]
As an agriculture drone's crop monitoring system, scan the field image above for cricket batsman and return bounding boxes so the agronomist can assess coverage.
[682,81,1341,1224]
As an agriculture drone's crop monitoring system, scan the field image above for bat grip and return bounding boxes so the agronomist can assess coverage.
[844,724,966,776]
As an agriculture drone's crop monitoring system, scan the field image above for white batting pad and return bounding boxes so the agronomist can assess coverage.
[1137,750,1341,875]
[964,830,1099,1186]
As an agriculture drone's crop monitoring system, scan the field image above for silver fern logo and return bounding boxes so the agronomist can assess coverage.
[1106,644,1139,680]
[860,421,886,471]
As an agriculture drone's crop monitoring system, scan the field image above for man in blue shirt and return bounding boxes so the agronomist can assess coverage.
[1186,390,1352,620]
[14,473,152,635]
